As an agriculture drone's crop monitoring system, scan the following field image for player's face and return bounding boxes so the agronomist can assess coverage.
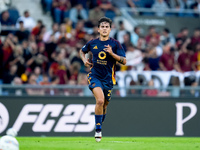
[98,22,111,37]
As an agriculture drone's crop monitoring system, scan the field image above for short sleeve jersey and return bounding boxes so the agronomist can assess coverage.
[82,38,126,86]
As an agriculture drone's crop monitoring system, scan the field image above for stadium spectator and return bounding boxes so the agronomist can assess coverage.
[97,0,118,19]
[176,27,189,49]
[69,0,88,9]
[40,74,50,85]
[26,42,48,71]
[0,10,14,26]
[26,73,45,95]
[142,79,159,97]
[31,20,43,37]
[147,47,160,71]
[181,0,195,9]
[69,4,88,24]
[6,45,25,77]
[22,40,32,62]
[190,28,200,48]
[97,0,115,11]
[11,77,24,96]
[55,23,70,41]
[147,37,163,57]
[34,66,43,84]
[192,43,200,71]
[175,45,193,72]
[75,20,86,40]
[35,25,46,43]
[152,0,169,17]
[159,44,175,71]
[49,50,68,84]
[1,37,15,69]
[43,0,53,13]
[127,79,140,96]
[183,75,199,97]
[43,22,59,43]
[142,57,151,71]
[52,0,71,24]
[16,10,36,31]
[49,76,60,95]
[66,29,78,47]
[160,28,176,47]
[125,43,143,70]
[114,20,127,44]
[35,42,48,71]
[145,26,160,44]
[15,21,30,43]
[64,18,73,33]
[131,26,141,47]
[87,6,104,27]
[189,81,199,97]
[136,36,146,50]
[3,65,18,84]
[109,23,117,38]
[122,32,132,52]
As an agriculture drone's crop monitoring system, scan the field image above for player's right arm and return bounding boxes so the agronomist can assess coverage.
[80,49,92,67]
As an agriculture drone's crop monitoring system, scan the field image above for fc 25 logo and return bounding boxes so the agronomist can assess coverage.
[13,104,95,133]
[0,103,9,134]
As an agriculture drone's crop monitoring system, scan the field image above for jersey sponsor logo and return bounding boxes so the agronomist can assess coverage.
[93,46,98,49]
[0,103,9,134]
[13,104,95,133]
[98,51,106,60]
[96,123,101,125]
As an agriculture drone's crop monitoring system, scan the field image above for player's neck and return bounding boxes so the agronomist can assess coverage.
[99,36,109,41]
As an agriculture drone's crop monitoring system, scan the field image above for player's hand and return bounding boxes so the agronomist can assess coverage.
[104,45,113,55]
[83,58,92,67]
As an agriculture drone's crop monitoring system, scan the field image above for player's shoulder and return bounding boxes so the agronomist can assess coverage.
[87,38,99,44]
[109,37,122,48]
[109,37,120,44]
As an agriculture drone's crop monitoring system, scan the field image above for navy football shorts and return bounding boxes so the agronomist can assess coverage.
[88,75,112,101]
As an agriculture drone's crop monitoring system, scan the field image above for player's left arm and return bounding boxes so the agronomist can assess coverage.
[104,45,126,65]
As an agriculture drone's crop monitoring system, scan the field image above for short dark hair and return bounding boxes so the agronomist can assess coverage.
[98,17,112,28]
[24,10,29,15]
[163,28,170,34]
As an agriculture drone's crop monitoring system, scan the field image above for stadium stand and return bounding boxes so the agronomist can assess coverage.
[0,0,200,97]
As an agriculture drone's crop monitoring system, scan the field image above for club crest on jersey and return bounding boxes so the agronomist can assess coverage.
[93,46,98,49]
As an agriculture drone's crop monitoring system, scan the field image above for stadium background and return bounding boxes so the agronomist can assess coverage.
[0,0,200,138]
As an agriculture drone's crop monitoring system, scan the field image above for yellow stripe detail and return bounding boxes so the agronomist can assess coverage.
[112,64,116,85]
[198,52,200,70]
[88,77,91,84]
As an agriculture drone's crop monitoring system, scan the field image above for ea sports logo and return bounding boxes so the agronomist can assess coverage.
[0,103,9,134]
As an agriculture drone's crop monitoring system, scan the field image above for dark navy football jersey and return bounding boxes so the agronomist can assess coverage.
[82,38,126,86]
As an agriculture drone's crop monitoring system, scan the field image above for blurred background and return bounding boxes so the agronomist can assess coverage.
[0,0,200,98]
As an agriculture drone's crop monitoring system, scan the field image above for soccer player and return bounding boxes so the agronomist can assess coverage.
[80,17,126,142]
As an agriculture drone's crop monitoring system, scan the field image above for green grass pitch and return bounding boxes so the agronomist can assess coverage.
[17,137,200,150]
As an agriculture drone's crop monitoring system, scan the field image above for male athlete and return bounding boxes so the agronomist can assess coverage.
[80,17,126,142]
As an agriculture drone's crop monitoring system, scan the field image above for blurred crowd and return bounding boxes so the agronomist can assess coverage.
[0,0,200,96]
[40,0,200,22]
